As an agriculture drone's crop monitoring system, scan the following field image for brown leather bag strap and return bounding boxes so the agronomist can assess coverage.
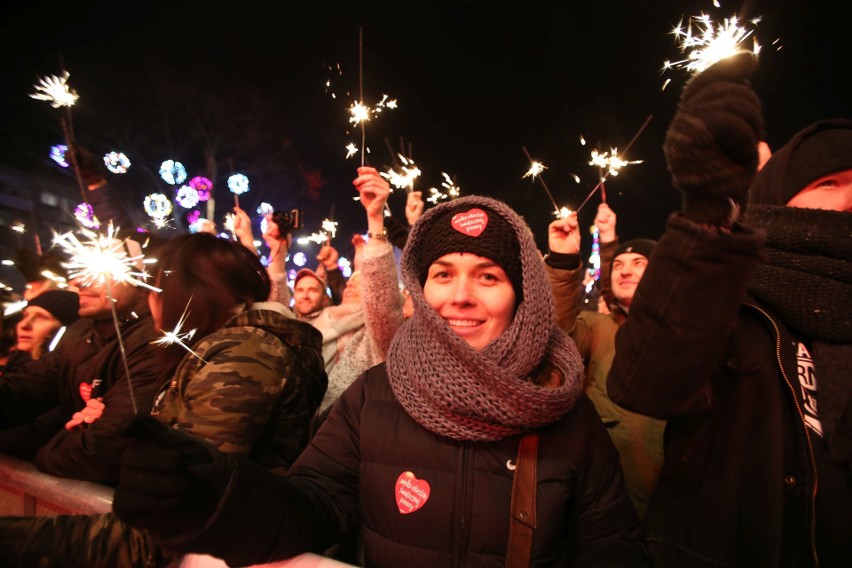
[506,432,539,568]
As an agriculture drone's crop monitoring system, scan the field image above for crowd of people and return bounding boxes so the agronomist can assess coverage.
[0,52,850,567]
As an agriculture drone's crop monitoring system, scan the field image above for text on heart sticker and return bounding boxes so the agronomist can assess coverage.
[395,471,430,514]
[451,208,488,237]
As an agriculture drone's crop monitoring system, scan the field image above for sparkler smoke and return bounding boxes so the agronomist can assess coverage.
[575,114,653,214]
[521,147,562,217]
[662,12,761,76]
[53,224,159,414]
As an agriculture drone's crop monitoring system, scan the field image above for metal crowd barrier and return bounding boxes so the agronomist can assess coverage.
[0,451,114,515]
[0,452,355,567]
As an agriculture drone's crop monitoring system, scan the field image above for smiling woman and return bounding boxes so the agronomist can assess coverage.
[108,195,649,568]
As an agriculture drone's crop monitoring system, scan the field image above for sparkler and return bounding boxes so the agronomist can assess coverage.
[297,218,338,245]
[381,154,422,192]
[151,302,206,363]
[521,147,562,217]
[588,147,644,177]
[53,224,160,414]
[31,71,87,201]
[662,12,761,77]
[427,172,462,204]
[348,28,398,166]
[574,115,653,214]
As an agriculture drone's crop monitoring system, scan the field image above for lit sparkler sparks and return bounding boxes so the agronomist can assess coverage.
[151,303,206,363]
[381,154,421,192]
[30,72,79,108]
[297,219,338,245]
[521,147,561,217]
[345,142,359,159]
[52,225,160,292]
[11,222,25,234]
[427,172,462,204]
[523,161,547,180]
[589,148,643,177]
[663,13,761,76]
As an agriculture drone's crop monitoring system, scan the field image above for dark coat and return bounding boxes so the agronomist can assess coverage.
[155,363,649,567]
[0,312,174,485]
[608,214,821,567]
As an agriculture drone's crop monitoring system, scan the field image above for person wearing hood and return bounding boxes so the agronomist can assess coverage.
[607,52,852,567]
[109,195,648,567]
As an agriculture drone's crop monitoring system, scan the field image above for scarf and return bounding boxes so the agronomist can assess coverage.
[387,196,584,442]
[747,205,852,468]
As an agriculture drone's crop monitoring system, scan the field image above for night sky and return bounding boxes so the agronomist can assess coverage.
[1,0,848,261]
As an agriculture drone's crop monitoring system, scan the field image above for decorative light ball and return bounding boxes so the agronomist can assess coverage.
[74,202,100,229]
[103,151,131,174]
[50,144,69,168]
[144,193,173,218]
[292,252,307,267]
[189,176,213,201]
[159,160,187,185]
[257,202,274,215]
[227,173,250,195]
[338,256,352,278]
[176,185,200,208]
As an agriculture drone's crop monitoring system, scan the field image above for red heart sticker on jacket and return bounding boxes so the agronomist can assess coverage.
[395,471,430,514]
[79,382,93,402]
[451,208,488,237]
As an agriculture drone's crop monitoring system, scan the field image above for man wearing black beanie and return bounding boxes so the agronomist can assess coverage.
[545,206,664,520]
[607,52,852,567]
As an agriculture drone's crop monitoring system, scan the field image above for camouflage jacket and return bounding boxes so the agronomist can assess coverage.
[151,302,327,471]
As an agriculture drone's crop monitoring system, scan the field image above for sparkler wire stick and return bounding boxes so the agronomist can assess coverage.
[104,277,139,414]
[521,146,561,216]
[359,27,366,167]
[575,114,654,214]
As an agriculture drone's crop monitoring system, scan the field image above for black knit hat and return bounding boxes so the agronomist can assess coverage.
[613,239,657,262]
[27,290,80,326]
[750,119,852,206]
[415,201,523,300]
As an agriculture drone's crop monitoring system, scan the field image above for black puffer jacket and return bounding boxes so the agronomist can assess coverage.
[155,363,648,567]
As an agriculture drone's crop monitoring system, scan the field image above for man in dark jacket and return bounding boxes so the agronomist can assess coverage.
[0,249,175,486]
[607,52,852,567]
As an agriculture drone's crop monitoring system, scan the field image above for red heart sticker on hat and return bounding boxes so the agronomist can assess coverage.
[395,471,430,514]
[451,208,488,237]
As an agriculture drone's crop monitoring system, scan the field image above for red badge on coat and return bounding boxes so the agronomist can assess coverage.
[451,208,488,237]
[395,471,430,514]
[79,379,101,402]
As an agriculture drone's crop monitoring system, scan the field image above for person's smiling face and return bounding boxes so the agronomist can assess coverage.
[423,252,516,352]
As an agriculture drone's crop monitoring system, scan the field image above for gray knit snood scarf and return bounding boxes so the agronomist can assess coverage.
[747,204,852,471]
[387,196,584,442]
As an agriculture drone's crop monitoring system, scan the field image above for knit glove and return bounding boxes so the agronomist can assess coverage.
[70,143,108,188]
[112,416,234,540]
[663,52,764,226]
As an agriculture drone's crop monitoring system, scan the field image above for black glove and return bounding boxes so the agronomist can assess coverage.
[112,416,234,540]
[663,52,764,226]
[69,142,108,188]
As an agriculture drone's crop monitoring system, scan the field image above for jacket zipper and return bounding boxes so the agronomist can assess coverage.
[454,443,470,567]
[750,303,819,567]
